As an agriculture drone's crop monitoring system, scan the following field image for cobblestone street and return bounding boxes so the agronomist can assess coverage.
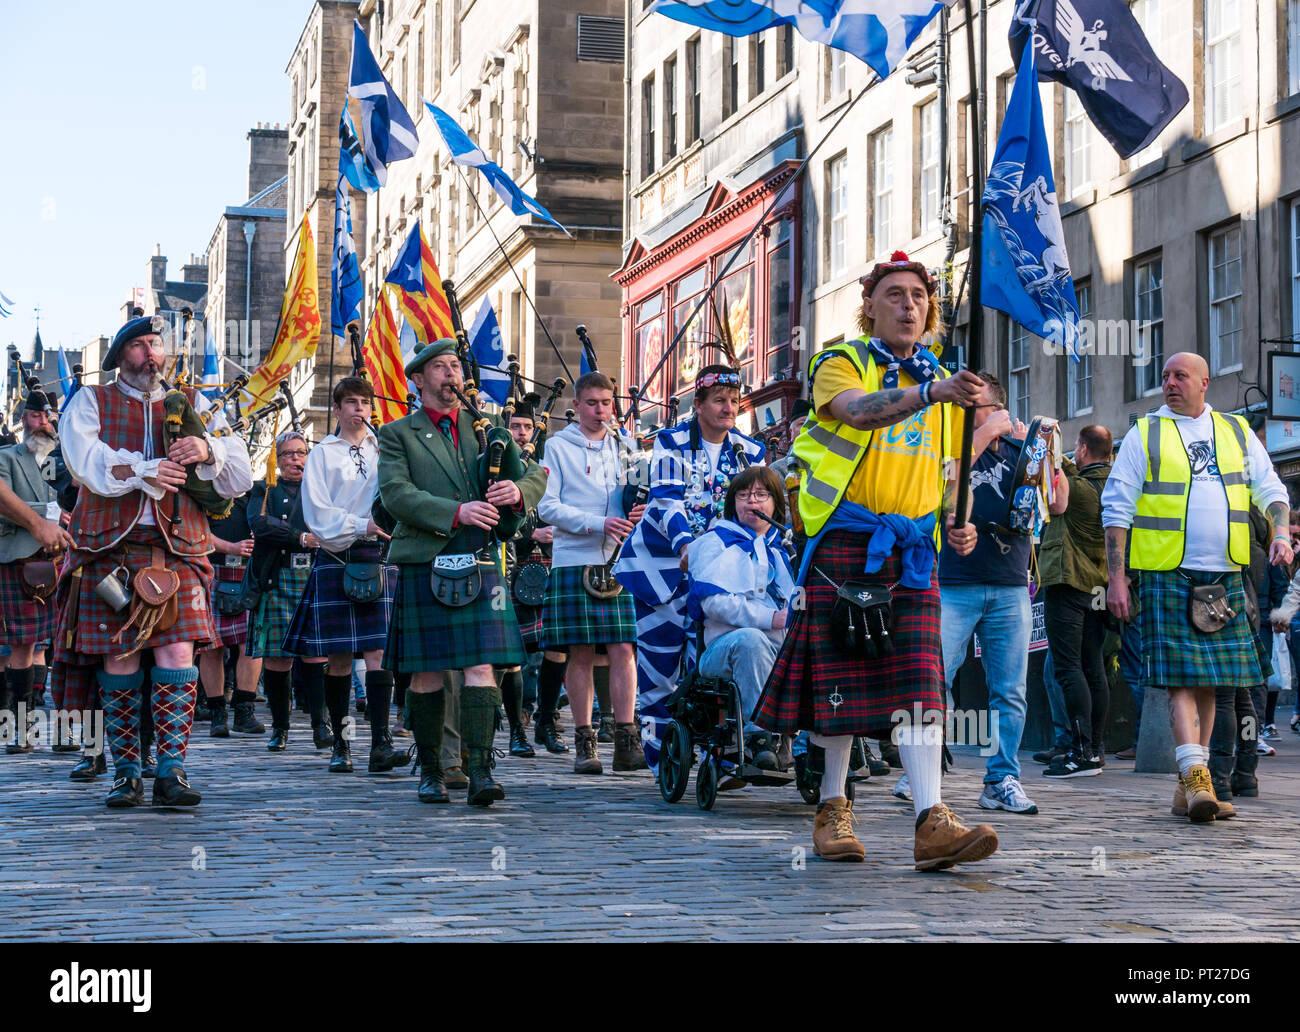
[3,709,1299,942]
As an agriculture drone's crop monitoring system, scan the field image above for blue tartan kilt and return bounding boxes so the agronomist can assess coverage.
[281,545,396,658]
[384,560,526,673]
[541,565,638,649]
[1139,568,1264,690]
[246,563,311,660]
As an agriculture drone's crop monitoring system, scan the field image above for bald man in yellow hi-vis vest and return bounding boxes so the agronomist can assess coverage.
[754,251,1000,872]
[1103,351,1292,823]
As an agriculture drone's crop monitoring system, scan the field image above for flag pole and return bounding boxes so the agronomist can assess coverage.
[952,0,985,531]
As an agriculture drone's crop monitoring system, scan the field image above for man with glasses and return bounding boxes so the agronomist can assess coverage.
[282,377,402,776]
[615,364,766,772]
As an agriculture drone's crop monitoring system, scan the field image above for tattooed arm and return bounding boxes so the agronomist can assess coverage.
[1266,500,1295,568]
[1105,527,1132,622]
[828,368,986,432]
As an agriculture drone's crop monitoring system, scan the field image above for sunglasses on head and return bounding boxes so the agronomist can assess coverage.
[696,371,741,390]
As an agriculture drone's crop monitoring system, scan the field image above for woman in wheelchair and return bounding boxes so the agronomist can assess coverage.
[686,466,795,770]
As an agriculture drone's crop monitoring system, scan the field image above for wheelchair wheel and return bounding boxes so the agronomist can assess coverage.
[659,720,691,804]
[794,753,820,805]
[696,754,718,811]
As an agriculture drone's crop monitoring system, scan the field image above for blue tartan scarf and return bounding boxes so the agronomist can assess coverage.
[796,501,937,591]
[867,337,940,388]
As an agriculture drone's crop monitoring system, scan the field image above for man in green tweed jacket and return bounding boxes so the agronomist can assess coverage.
[378,338,547,808]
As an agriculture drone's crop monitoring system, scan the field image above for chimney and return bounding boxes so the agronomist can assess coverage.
[182,253,207,283]
[247,124,290,199]
[148,247,167,292]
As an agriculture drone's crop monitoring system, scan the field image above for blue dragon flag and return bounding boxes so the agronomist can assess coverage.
[425,103,571,237]
[649,0,952,80]
[339,99,383,193]
[1009,0,1188,159]
[981,43,1081,359]
[331,175,364,339]
[469,299,512,406]
[347,20,418,188]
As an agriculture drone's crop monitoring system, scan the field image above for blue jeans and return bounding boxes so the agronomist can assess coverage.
[940,583,1031,783]
[698,627,779,733]
[1041,649,1070,747]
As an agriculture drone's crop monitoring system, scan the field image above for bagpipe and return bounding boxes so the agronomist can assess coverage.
[994,416,1063,537]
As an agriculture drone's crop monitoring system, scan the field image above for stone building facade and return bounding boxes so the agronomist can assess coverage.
[621,0,1300,498]
[352,0,625,396]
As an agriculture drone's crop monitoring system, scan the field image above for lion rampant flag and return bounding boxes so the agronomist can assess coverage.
[244,213,322,408]
[363,286,408,425]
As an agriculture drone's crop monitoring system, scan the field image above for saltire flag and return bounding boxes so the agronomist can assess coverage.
[200,324,221,400]
[0,289,12,318]
[647,0,952,81]
[331,175,365,339]
[981,42,1081,359]
[384,220,455,345]
[244,213,322,408]
[469,299,511,406]
[362,287,408,425]
[1009,0,1188,159]
[347,20,418,188]
[425,103,572,237]
[580,344,595,377]
[339,99,383,193]
[57,346,77,411]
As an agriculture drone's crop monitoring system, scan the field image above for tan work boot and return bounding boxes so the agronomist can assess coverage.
[1179,765,1220,823]
[573,725,603,775]
[812,797,865,862]
[913,802,999,871]
[1171,780,1235,819]
[612,722,647,771]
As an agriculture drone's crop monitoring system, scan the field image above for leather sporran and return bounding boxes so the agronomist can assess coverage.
[342,562,383,604]
[430,553,482,607]
[512,560,548,607]
[1184,573,1235,634]
[215,579,248,616]
[581,561,622,600]
[828,578,895,658]
[19,558,58,603]
[112,547,180,658]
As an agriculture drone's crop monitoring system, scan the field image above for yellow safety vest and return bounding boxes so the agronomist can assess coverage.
[1129,411,1252,571]
[791,336,952,542]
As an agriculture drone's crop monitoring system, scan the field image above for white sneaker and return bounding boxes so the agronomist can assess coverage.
[892,773,911,801]
[1257,741,1276,756]
[1261,724,1279,741]
[979,774,1039,814]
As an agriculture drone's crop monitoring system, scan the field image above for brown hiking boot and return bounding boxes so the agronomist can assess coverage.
[1171,780,1231,817]
[913,802,999,871]
[812,797,866,862]
[612,722,647,771]
[573,725,603,775]
[1179,766,1220,823]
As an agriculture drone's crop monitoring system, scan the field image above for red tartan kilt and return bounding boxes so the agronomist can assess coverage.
[51,529,216,665]
[755,529,945,738]
[209,563,249,646]
[0,560,56,643]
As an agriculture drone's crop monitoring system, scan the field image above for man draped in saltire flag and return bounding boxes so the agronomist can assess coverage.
[362,289,408,425]
[244,214,322,409]
[468,299,511,406]
[1010,0,1188,159]
[425,103,571,237]
[384,220,455,345]
[347,20,418,188]
[648,0,953,80]
[981,42,1081,359]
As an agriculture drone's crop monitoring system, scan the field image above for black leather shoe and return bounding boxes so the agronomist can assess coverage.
[356,695,367,714]
[51,741,81,753]
[5,740,34,755]
[70,753,107,781]
[209,701,230,738]
[152,770,201,807]
[509,726,535,758]
[141,747,157,779]
[106,776,144,808]
[368,737,405,773]
[329,738,353,773]
[466,759,505,807]
[534,718,568,754]
[232,701,265,734]
[267,728,290,752]
[418,769,450,803]
[1231,773,1260,797]
[312,723,333,750]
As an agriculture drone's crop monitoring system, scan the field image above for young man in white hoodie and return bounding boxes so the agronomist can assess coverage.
[539,372,648,774]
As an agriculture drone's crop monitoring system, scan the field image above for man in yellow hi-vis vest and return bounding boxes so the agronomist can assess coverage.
[1103,352,1291,823]
[754,250,999,872]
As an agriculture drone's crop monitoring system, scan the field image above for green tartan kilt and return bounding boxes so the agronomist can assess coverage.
[541,565,638,648]
[245,564,311,660]
[384,561,525,673]
[1139,568,1265,690]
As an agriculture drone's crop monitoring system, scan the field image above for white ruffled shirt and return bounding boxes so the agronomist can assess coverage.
[61,380,253,526]
[301,429,380,552]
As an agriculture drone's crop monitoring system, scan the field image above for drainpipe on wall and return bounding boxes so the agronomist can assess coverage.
[622,0,632,243]
[242,220,257,367]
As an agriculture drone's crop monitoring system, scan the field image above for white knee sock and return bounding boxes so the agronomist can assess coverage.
[896,724,943,818]
[810,733,852,802]
[1175,744,1202,777]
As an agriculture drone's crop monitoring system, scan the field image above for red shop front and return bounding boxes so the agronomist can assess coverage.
[613,161,803,445]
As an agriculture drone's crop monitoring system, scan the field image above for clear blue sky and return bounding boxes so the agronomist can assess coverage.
[0,1,312,360]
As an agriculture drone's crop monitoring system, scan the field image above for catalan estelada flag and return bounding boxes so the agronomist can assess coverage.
[363,286,407,425]
[384,219,454,345]
[244,213,321,408]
